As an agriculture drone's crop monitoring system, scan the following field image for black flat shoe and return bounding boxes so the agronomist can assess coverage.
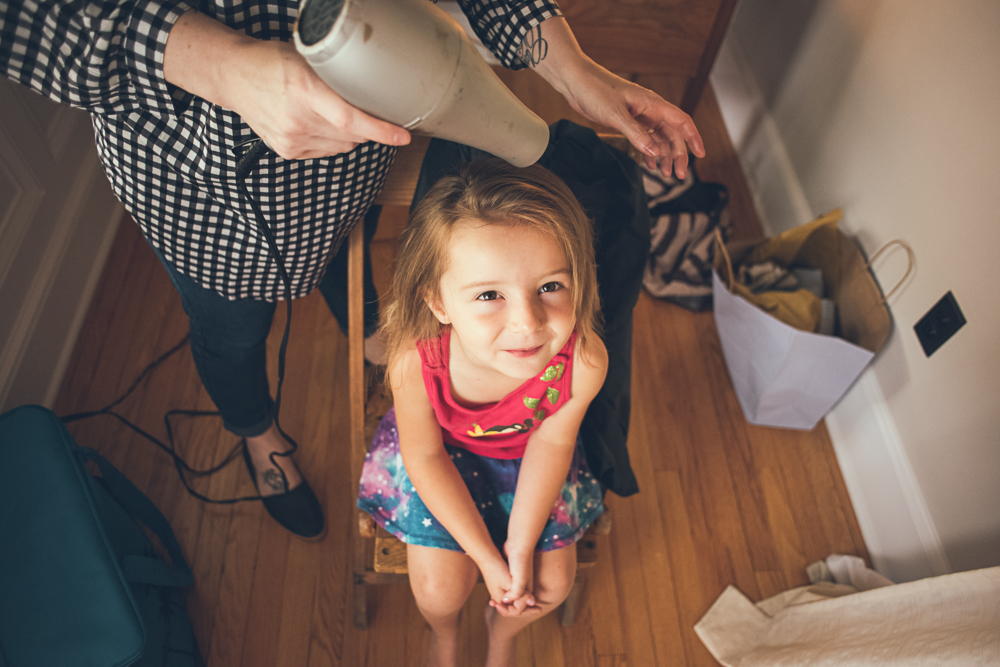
[242,443,325,539]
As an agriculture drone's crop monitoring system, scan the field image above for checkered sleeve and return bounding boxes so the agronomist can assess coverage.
[0,0,193,115]
[457,0,561,70]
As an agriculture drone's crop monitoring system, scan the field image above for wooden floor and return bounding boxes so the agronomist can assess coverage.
[54,84,868,667]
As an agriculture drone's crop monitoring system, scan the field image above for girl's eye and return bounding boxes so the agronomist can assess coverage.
[476,290,501,301]
[539,282,564,294]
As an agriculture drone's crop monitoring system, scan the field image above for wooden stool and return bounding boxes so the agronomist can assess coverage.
[347,137,622,629]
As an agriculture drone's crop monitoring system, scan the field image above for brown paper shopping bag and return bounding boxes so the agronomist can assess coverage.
[711,209,906,430]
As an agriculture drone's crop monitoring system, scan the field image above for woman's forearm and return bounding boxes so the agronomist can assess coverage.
[526,16,589,101]
[163,10,253,108]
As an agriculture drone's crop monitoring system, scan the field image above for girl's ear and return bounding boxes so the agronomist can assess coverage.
[425,292,450,325]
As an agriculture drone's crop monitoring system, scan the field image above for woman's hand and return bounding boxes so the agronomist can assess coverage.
[558,61,704,179]
[531,17,705,179]
[164,11,410,160]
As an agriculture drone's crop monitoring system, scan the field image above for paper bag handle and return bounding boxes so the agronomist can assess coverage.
[863,239,915,304]
[713,227,735,291]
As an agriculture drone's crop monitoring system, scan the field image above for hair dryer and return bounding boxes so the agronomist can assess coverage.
[293,0,550,167]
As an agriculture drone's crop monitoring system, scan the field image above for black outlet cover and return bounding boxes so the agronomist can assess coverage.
[914,291,966,357]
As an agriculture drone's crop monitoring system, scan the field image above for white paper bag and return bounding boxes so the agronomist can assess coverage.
[712,271,875,429]
[711,211,895,430]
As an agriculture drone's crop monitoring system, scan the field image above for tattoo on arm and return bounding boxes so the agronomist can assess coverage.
[516,24,548,67]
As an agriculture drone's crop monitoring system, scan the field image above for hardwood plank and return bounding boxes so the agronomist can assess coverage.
[754,570,788,603]
[759,466,809,591]
[792,427,864,559]
[816,423,871,563]
[115,266,189,500]
[182,416,240,660]
[607,492,659,666]
[694,307,782,574]
[560,601,598,667]
[656,470,724,667]
[584,519,626,660]
[206,501,265,666]
[529,614,566,666]
[275,539,323,666]
[772,431,836,567]
[238,534,292,667]
[460,586,490,667]
[680,0,740,114]
[634,296,759,609]
[618,396,687,665]
[595,657,629,667]
[307,313,353,667]
[404,587,429,667]
[365,585,412,666]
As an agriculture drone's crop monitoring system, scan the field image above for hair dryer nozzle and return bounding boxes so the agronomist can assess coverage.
[294,0,549,167]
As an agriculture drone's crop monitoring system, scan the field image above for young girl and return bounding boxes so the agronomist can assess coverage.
[358,158,607,667]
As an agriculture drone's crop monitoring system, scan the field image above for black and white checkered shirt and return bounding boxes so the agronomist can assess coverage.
[1,0,560,300]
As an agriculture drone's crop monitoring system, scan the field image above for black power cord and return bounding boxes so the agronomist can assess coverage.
[62,138,299,505]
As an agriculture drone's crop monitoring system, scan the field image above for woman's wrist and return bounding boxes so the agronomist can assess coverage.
[528,16,589,99]
[163,10,257,110]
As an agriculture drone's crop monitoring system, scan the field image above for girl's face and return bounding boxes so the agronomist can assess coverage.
[428,221,576,381]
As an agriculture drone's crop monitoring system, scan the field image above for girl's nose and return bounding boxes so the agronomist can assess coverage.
[507,298,544,333]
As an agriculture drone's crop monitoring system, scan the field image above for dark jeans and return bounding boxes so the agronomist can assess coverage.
[153,206,381,437]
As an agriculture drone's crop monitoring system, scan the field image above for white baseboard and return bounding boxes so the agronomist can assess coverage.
[43,198,123,407]
[825,372,951,582]
[710,32,950,583]
[0,168,88,406]
[0,142,122,411]
[710,36,813,235]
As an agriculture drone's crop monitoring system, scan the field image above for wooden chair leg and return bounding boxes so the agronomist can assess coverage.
[348,220,370,630]
[560,570,586,627]
[354,574,369,629]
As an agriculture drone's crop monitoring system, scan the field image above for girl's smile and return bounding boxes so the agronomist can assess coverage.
[504,345,543,358]
[427,220,576,401]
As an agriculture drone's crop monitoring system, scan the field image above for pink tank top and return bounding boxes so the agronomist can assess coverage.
[417,328,576,459]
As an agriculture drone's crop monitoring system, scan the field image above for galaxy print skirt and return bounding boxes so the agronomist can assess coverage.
[357,408,604,553]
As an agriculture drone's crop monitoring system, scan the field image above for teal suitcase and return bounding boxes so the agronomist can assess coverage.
[0,405,203,666]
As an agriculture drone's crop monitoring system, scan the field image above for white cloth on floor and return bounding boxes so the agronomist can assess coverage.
[695,555,1000,666]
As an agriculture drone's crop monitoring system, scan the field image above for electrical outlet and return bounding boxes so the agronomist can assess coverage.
[914,291,966,357]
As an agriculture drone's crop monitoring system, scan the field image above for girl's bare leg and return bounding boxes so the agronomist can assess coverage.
[484,544,577,667]
[407,544,481,667]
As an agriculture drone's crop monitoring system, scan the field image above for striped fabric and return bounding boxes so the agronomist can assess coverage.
[641,163,731,311]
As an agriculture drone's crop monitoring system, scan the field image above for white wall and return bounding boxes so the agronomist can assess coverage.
[0,77,122,412]
[712,0,1000,581]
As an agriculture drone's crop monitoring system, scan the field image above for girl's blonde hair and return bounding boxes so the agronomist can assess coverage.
[381,157,601,368]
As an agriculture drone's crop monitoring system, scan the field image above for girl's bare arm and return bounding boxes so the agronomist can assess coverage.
[391,346,515,607]
[504,336,609,608]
